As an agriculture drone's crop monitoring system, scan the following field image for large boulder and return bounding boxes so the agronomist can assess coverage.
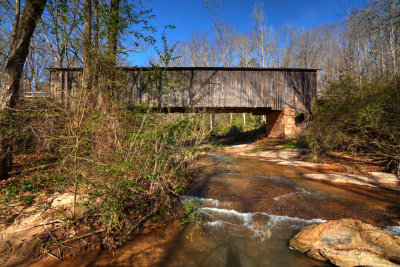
[289,219,400,267]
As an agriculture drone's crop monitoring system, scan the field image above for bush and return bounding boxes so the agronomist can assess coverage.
[303,76,400,176]
[0,93,207,247]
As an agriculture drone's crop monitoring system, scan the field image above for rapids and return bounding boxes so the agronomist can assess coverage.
[50,152,400,266]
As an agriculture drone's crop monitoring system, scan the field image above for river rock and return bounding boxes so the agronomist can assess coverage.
[241,148,307,159]
[51,192,87,216]
[369,172,399,185]
[289,219,400,267]
[302,173,377,187]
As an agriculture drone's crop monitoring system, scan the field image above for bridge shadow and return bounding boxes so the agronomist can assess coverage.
[299,172,400,226]
[284,71,316,114]
[209,124,266,145]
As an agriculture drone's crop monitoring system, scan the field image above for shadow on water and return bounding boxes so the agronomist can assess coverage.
[157,224,189,267]
[295,175,400,225]
[158,161,219,267]
[186,169,220,197]
[226,248,242,267]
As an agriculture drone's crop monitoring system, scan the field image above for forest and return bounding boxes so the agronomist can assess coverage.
[1,0,399,92]
[0,0,399,265]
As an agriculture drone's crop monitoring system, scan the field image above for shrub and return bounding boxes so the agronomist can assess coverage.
[1,90,207,247]
[303,76,400,176]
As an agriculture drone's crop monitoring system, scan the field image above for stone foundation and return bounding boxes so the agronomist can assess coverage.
[265,108,296,138]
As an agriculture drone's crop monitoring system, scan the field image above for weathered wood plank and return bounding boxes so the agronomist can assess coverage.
[49,68,317,113]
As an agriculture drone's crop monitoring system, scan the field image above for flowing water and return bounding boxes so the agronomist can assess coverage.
[53,152,400,267]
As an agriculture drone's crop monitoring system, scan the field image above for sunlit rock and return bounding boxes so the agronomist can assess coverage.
[289,219,400,267]
[369,172,399,186]
[302,173,377,187]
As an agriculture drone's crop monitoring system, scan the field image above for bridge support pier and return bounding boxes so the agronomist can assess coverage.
[265,108,296,139]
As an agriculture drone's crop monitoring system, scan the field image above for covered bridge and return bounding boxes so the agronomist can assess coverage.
[49,67,318,138]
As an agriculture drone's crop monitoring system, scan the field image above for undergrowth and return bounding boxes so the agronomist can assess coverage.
[0,95,208,249]
[302,76,400,177]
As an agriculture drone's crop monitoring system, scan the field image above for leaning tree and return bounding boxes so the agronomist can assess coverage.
[0,0,48,179]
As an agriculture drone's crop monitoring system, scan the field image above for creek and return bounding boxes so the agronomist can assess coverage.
[53,152,400,266]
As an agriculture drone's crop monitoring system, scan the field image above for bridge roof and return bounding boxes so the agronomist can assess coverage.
[47,66,319,72]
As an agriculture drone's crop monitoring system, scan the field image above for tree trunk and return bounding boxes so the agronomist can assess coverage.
[0,0,48,179]
[82,0,92,93]
[94,0,99,50]
[108,0,120,65]
[107,0,119,95]
[10,0,21,50]
[389,18,398,76]
[93,0,99,67]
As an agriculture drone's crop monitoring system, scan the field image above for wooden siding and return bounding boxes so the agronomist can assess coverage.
[49,67,317,113]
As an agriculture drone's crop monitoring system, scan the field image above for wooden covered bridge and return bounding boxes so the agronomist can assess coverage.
[49,67,318,138]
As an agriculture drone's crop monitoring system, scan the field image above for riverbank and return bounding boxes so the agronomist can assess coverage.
[1,139,399,266]
[0,186,180,266]
[0,152,195,266]
[0,99,206,266]
[32,145,400,266]
[222,140,400,190]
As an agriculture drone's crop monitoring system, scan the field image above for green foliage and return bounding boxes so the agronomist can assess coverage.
[0,7,208,250]
[70,108,206,235]
[251,148,265,152]
[21,176,39,192]
[282,140,306,149]
[20,195,36,205]
[0,49,207,241]
[152,209,167,222]
[0,168,68,204]
[180,198,203,241]
[227,124,244,136]
[2,185,18,198]
[174,184,184,195]
[303,76,400,174]
[294,111,303,117]
[211,113,263,142]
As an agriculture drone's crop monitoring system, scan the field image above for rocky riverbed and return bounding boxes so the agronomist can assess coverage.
[30,144,400,266]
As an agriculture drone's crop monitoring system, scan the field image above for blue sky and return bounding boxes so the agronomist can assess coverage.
[131,0,369,66]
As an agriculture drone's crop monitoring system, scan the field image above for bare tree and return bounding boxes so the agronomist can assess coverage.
[234,33,255,67]
[203,0,235,67]
[214,21,236,67]
[82,0,91,92]
[181,31,216,67]
[294,27,322,69]
[23,35,52,94]
[109,0,120,65]
[39,0,81,68]
[0,0,47,179]
[279,24,297,67]
[94,0,99,51]
[251,2,267,67]
[10,0,20,50]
